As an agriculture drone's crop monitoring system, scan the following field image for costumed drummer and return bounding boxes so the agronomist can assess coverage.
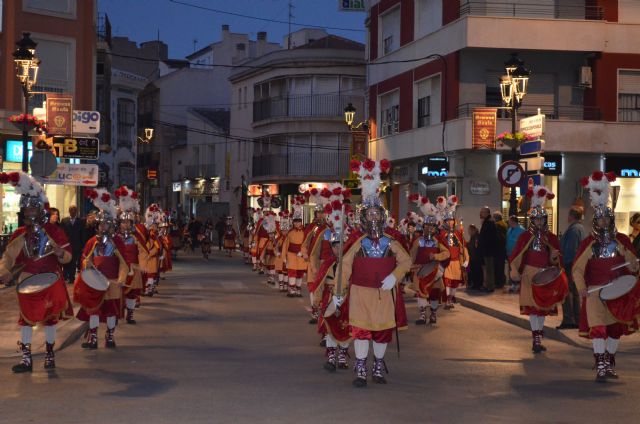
[281,196,308,297]
[223,216,237,257]
[74,188,129,349]
[509,185,566,354]
[437,195,469,310]
[114,186,145,325]
[0,171,73,373]
[142,204,163,296]
[410,196,450,325]
[275,211,291,293]
[572,171,640,382]
[337,158,411,388]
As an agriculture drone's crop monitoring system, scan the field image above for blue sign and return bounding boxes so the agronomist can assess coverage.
[541,154,562,175]
[5,140,33,163]
[519,139,545,156]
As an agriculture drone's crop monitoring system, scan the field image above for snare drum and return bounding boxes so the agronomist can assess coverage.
[17,272,68,324]
[599,275,640,322]
[531,266,569,309]
[416,261,444,294]
[73,268,110,312]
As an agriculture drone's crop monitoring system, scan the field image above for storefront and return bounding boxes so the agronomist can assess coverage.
[174,177,228,219]
[605,155,640,235]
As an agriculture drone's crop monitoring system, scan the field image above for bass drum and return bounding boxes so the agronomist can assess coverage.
[531,266,569,309]
[17,272,68,324]
[73,268,110,312]
[416,261,443,294]
[599,275,640,322]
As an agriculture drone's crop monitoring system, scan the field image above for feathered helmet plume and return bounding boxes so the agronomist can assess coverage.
[279,210,292,232]
[526,185,555,219]
[417,196,439,225]
[85,188,118,221]
[114,185,140,221]
[323,183,352,235]
[291,195,305,221]
[580,171,617,221]
[350,158,390,208]
[263,211,277,234]
[0,171,49,210]
[144,203,164,228]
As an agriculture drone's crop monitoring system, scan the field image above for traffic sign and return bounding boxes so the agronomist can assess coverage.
[520,156,545,173]
[519,139,545,156]
[498,161,525,187]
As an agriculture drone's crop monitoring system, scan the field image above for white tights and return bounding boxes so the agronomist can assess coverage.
[529,315,545,331]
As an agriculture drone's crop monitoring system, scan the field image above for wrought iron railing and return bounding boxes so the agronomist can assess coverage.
[456,103,602,121]
[252,151,350,178]
[253,94,364,122]
[459,1,605,20]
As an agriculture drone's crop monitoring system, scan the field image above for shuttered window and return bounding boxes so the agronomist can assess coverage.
[618,70,640,122]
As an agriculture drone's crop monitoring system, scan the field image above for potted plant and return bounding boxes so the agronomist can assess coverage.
[495,131,535,149]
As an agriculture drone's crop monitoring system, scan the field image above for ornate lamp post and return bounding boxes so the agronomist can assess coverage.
[499,53,530,217]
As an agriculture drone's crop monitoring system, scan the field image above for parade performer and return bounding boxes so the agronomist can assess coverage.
[159,213,173,275]
[275,211,291,292]
[260,211,278,286]
[223,216,237,257]
[282,196,308,297]
[0,171,73,372]
[250,208,262,271]
[437,195,469,310]
[114,186,145,324]
[410,196,450,325]
[336,158,411,388]
[241,214,252,264]
[142,204,163,296]
[509,186,566,353]
[573,171,640,381]
[75,188,129,349]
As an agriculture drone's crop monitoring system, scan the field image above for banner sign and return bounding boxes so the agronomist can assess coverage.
[472,108,497,149]
[46,94,73,136]
[351,131,367,156]
[39,163,98,186]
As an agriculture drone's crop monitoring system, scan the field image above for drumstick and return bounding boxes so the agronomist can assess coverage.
[34,243,71,261]
[587,282,613,294]
[611,258,640,271]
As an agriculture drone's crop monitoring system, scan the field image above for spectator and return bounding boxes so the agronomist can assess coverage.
[558,206,587,329]
[83,210,98,244]
[506,216,525,293]
[478,206,497,292]
[48,208,61,226]
[61,205,85,284]
[215,216,226,250]
[493,212,508,289]
[630,213,640,256]
[466,224,483,290]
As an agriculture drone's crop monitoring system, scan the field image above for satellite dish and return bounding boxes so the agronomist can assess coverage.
[30,149,58,177]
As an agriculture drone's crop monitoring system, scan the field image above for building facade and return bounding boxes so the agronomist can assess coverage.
[365,0,640,234]
[228,30,366,221]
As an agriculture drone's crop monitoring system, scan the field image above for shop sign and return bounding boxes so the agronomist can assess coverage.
[147,169,157,180]
[472,108,497,149]
[172,182,182,192]
[72,110,101,134]
[605,156,640,178]
[47,137,99,159]
[469,180,490,195]
[38,163,98,186]
[339,0,365,11]
[519,113,545,138]
[248,184,280,196]
[46,94,73,136]
[542,154,562,175]
[421,156,449,177]
[4,140,32,163]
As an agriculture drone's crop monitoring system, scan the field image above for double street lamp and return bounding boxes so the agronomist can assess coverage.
[12,32,40,173]
[499,53,530,218]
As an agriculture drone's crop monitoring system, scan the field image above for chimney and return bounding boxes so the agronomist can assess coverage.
[256,31,267,57]
[222,24,230,40]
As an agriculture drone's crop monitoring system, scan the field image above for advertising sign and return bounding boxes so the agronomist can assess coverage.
[48,137,99,160]
[46,94,73,136]
[472,108,497,149]
[72,110,101,134]
[339,0,365,11]
[5,140,32,163]
[39,163,98,186]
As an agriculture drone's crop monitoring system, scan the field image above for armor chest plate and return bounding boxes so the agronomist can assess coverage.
[359,236,391,258]
[419,237,438,249]
[592,240,618,258]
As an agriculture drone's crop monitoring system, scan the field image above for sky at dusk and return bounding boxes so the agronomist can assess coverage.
[98,0,366,59]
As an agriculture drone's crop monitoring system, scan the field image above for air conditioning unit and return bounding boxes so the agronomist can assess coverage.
[579,66,593,88]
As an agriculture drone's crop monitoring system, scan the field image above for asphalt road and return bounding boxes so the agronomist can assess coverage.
[1,251,639,424]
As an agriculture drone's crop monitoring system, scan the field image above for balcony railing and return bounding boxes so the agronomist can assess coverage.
[186,164,217,179]
[459,1,605,20]
[457,103,602,121]
[253,94,364,123]
[252,151,350,178]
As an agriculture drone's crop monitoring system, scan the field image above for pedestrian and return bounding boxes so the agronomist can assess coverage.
[478,206,497,292]
[0,171,73,373]
[215,216,225,250]
[61,205,85,284]
[509,186,566,354]
[573,171,639,382]
[557,206,587,330]
[466,224,483,290]
[48,207,61,225]
[629,212,640,256]
[493,212,508,289]
[506,215,525,293]
[83,210,98,244]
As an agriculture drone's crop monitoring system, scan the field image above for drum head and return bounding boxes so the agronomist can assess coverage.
[532,267,562,286]
[17,273,59,294]
[600,275,637,301]
[417,262,437,278]
[81,268,110,291]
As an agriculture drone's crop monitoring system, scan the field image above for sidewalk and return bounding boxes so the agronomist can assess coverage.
[456,287,640,352]
[0,282,86,358]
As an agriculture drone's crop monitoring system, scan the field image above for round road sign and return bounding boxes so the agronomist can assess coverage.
[498,161,525,188]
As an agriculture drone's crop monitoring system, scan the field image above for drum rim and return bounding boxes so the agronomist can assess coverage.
[80,268,110,291]
[417,261,437,277]
[532,266,562,286]
[599,275,637,301]
[17,272,60,294]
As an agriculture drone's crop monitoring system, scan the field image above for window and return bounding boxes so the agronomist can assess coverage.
[380,7,400,55]
[415,75,441,126]
[417,96,430,128]
[415,0,442,39]
[379,90,399,137]
[618,70,640,122]
[117,99,135,148]
[24,0,76,19]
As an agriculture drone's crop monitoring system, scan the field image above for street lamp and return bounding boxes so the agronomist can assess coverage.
[499,53,530,218]
[13,32,40,173]
[138,127,154,143]
[343,103,368,132]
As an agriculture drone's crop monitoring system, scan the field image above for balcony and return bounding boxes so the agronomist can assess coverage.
[253,94,364,123]
[459,1,604,20]
[186,164,217,179]
[456,103,602,121]
[252,151,350,179]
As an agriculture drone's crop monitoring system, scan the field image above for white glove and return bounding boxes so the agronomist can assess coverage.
[332,295,344,308]
[381,273,397,291]
[462,260,469,268]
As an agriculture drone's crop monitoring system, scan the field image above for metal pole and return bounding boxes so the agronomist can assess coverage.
[21,87,29,173]
[508,102,518,218]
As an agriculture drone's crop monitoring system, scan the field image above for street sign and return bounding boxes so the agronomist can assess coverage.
[30,149,58,177]
[519,113,545,138]
[38,163,98,186]
[498,160,525,187]
[520,156,545,173]
[519,139,545,156]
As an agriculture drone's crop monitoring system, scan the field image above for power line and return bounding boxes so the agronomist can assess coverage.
[168,0,365,33]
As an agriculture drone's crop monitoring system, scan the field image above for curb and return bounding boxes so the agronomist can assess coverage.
[456,296,588,349]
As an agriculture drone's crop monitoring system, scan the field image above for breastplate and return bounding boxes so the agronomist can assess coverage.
[95,238,115,257]
[446,232,459,247]
[359,236,391,258]
[419,236,438,249]
[592,240,618,258]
